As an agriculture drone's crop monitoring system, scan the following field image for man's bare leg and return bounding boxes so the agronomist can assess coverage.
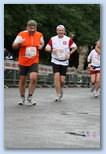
[19,75,26,105]
[54,72,61,96]
[27,72,38,105]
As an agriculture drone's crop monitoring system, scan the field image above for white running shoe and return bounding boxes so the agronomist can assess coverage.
[55,95,62,102]
[18,97,25,105]
[94,90,99,98]
[27,96,36,105]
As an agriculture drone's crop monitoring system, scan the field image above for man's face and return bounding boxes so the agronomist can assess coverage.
[27,25,37,35]
[57,28,65,38]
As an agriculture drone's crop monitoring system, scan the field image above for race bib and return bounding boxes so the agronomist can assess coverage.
[56,49,65,60]
[55,48,70,60]
[25,47,37,58]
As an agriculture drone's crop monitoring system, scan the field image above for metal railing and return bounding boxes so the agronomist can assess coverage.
[4,69,90,88]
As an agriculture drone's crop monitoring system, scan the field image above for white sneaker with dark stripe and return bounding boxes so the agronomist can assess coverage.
[18,97,25,105]
[27,96,36,105]
[55,96,61,102]
[55,89,64,102]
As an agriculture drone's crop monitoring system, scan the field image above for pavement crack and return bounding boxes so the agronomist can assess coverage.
[65,131,86,137]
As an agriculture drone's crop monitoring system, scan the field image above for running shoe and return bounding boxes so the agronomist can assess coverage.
[27,96,36,105]
[94,90,99,98]
[55,95,62,102]
[18,97,25,105]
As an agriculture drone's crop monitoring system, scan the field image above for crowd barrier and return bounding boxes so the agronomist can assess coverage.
[4,60,90,88]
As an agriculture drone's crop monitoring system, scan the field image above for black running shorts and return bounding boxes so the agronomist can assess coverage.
[19,63,38,76]
[52,63,67,76]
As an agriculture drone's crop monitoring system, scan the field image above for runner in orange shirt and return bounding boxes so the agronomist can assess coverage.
[12,19,44,105]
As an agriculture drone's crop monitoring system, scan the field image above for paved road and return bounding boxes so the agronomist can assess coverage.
[4,87,100,149]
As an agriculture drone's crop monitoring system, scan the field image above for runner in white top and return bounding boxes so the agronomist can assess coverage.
[45,25,77,101]
[87,40,101,97]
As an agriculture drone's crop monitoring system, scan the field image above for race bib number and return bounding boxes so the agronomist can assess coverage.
[25,47,37,58]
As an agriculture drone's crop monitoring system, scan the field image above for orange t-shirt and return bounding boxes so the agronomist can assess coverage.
[17,30,43,66]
